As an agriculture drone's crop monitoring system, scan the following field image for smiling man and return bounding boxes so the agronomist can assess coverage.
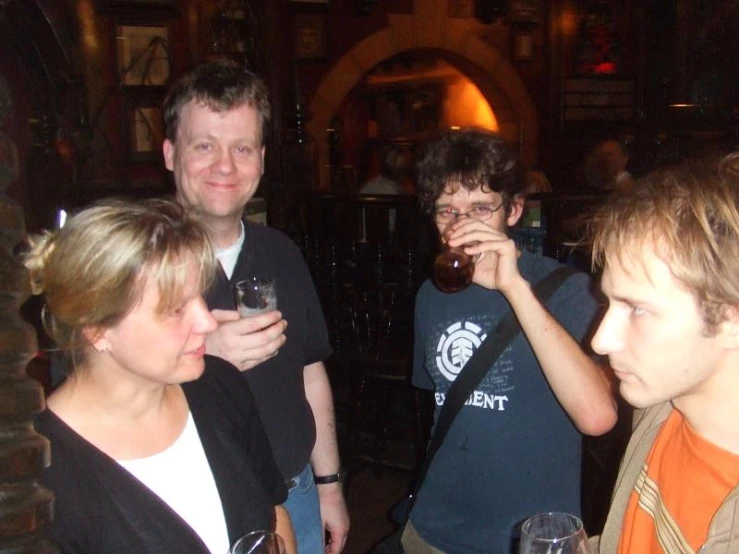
[162,60,349,554]
[588,154,739,554]
[403,129,616,554]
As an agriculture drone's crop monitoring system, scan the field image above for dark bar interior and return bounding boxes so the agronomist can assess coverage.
[2,1,739,552]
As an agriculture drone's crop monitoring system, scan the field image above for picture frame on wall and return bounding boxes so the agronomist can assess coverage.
[513,31,535,62]
[121,86,167,163]
[294,15,326,59]
[195,2,255,65]
[117,25,170,86]
[130,107,164,155]
[562,78,636,122]
[367,82,442,138]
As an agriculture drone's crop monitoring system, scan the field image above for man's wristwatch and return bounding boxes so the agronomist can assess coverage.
[313,470,344,485]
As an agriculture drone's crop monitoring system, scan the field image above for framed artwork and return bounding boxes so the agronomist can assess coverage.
[513,31,534,62]
[117,25,170,86]
[196,1,254,63]
[122,87,166,162]
[130,107,164,155]
[367,82,442,138]
[562,78,635,121]
[294,15,326,59]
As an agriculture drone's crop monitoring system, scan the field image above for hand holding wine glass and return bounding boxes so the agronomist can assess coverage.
[519,512,591,554]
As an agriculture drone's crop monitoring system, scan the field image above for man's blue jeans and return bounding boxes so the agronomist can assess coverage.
[284,463,323,554]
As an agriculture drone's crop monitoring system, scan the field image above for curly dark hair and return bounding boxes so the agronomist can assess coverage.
[415,128,525,216]
[163,58,271,143]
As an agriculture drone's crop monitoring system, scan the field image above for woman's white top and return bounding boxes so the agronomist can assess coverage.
[118,412,230,554]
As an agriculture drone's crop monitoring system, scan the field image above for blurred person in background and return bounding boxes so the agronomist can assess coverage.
[584,138,634,192]
[360,147,408,195]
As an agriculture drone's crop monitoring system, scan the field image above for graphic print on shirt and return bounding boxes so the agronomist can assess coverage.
[436,321,487,380]
[433,319,513,412]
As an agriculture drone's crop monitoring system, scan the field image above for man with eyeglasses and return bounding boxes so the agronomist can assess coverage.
[401,129,617,554]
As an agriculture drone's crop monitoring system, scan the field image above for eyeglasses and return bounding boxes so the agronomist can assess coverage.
[433,203,504,223]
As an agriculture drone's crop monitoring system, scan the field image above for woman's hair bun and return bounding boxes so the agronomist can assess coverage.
[22,230,57,296]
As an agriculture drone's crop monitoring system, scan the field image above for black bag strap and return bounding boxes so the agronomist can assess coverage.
[411,265,578,497]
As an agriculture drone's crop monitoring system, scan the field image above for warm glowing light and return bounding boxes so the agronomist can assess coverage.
[365,59,498,131]
[561,8,578,38]
[78,0,98,51]
[445,79,498,131]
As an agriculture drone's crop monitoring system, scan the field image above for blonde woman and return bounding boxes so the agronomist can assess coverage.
[25,198,295,554]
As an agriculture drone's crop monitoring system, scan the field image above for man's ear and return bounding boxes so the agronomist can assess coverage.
[720,305,739,350]
[506,194,525,227]
[163,139,175,172]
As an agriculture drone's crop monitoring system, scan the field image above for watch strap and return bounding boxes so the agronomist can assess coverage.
[313,471,344,485]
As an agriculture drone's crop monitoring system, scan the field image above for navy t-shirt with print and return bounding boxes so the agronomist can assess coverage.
[409,250,598,554]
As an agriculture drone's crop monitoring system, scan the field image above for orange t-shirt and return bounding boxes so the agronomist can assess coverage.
[617,409,739,554]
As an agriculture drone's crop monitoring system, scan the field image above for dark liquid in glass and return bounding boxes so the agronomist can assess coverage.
[433,249,474,293]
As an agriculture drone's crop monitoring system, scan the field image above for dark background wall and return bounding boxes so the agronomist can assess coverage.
[2,0,739,231]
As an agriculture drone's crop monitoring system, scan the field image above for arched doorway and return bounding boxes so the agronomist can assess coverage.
[307,4,538,190]
[335,52,502,193]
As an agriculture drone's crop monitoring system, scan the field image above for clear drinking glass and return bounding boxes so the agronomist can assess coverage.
[229,530,287,554]
[519,512,591,554]
[234,277,277,317]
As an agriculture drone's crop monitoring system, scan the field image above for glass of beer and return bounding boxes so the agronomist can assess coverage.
[234,277,277,317]
[433,244,474,293]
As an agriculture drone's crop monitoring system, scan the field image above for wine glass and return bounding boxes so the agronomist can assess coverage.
[519,512,591,554]
[229,530,287,554]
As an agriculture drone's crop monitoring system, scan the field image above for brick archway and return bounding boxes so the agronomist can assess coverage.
[307,2,538,189]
